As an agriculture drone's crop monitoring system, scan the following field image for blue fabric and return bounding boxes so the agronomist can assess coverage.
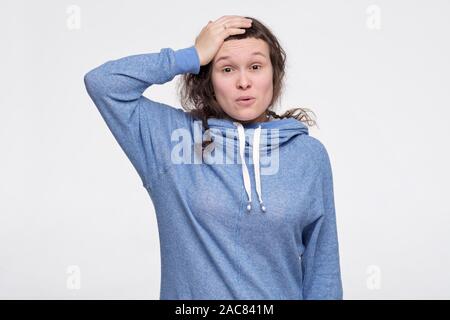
[84,45,343,300]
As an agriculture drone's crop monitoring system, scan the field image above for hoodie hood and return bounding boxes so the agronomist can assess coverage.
[201,116,309,213]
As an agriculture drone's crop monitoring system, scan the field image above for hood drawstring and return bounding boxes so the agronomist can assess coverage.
[233,122,267,213]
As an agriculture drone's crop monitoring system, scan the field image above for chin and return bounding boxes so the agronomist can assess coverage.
[230,115,258,124]
[231,110,263,121]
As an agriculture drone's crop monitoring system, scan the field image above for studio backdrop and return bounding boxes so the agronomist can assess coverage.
[1,0,449,299]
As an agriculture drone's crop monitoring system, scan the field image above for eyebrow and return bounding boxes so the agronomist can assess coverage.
[214,52,267,64]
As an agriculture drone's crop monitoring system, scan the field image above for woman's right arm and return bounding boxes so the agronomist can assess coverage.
[83,46,200,190]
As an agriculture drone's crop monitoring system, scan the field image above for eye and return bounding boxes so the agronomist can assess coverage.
[221,65,262,73]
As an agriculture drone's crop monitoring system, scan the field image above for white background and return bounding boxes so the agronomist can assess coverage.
[1,0,449,299]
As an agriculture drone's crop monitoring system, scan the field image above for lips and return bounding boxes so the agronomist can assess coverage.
[235,97,256,107]
[236,96,255,101]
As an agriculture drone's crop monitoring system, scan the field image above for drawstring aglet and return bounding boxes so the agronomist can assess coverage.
[246,200,252,212]
[260,201,266,213]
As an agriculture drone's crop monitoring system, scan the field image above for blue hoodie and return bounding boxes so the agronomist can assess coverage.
[84,45,343,300]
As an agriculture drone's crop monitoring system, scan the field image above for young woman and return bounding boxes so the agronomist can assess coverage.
[84,15,343,300]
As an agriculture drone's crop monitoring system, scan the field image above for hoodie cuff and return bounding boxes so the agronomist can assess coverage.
[174,45,201,75]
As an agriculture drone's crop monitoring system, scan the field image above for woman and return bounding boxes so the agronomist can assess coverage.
[84,15,343,300]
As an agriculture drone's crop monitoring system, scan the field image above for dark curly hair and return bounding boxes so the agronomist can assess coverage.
[176,16,318,139]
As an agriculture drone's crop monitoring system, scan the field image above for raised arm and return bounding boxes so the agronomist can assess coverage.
[83,46,200,189]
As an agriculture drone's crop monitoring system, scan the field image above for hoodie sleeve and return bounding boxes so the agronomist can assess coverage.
[83,45,200,190]
[301,142,343,300]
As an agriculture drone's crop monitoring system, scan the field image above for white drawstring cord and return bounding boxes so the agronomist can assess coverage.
[233,122,266,213]
[235,122,252,211]
[253,126,266,212]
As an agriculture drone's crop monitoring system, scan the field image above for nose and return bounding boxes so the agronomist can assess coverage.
[237,72,251,89]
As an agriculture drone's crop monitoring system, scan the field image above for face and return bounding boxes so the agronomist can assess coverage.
[211,38,273,124]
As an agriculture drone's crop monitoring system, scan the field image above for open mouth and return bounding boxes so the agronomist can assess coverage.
[236,98,256,106]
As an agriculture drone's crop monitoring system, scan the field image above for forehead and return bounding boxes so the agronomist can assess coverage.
[213,38,269,64]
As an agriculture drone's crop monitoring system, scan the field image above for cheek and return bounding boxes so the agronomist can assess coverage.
[212,74,229,95]
[257,73,273,93]
[263,77,273,90]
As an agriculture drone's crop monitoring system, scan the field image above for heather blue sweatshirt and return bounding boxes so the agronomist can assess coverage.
[83,45,343,300]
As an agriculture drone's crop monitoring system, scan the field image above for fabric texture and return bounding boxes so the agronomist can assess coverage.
[84,45,343,300]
